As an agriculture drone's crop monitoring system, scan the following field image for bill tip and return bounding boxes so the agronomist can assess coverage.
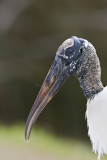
[26,139,29,143]
[25,137,29,143]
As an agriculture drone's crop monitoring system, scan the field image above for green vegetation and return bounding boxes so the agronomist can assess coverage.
[0,123,106,160]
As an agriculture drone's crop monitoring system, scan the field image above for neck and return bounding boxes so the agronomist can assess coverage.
[75,50,104,99]
[77,70,103,99]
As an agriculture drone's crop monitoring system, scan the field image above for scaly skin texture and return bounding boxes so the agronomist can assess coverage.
[75,42,103,99]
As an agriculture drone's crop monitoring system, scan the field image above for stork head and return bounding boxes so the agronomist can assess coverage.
[25,36,102,141]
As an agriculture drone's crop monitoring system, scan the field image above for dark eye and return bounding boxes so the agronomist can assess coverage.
[79,48,83,54]
[65,47,73,56]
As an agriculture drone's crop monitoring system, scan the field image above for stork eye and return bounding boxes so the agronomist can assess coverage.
[65,47,72,56]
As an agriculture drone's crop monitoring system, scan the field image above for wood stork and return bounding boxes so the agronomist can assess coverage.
[25,36,107,160]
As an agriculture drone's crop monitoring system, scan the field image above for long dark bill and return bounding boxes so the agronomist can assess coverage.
[25,57,69,141]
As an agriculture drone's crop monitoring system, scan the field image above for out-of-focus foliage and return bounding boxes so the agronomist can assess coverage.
[0,0,107,138]
[0,123,99,160]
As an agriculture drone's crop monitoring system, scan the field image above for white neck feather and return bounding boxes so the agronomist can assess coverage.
[86,86,107,159]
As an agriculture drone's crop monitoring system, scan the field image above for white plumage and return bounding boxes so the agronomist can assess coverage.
[86,86,107,159]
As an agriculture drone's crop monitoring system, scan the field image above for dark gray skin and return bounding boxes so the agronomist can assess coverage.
[56,36,103,98]
[25,36,103,141]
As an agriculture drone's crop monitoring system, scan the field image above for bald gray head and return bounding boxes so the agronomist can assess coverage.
[56,36,95,73]
[55,36,103,98]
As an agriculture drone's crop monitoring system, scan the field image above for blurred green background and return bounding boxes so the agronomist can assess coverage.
[0,0,107,159]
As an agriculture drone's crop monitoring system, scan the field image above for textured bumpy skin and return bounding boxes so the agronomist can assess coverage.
[86,86,107,160]
[75,41,103,99]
